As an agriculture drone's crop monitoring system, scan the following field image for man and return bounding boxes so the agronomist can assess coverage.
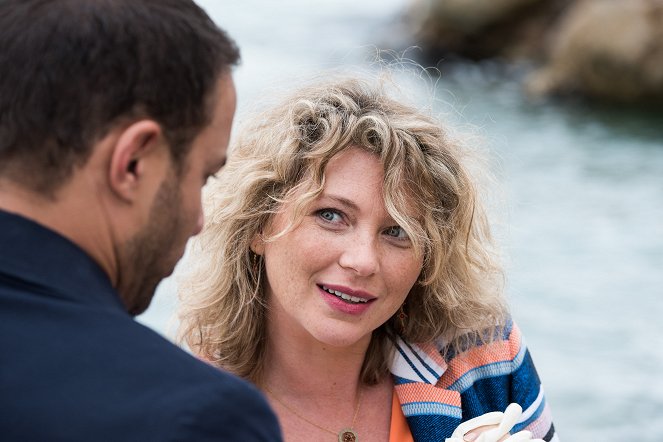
[0,1,282,440]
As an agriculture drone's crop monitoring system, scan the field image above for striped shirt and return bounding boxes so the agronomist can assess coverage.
[390,320,558,441]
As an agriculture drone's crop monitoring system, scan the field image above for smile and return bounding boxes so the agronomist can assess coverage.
[320,285,369,304]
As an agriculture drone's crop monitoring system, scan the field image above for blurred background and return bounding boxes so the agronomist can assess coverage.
[138,1,663,440]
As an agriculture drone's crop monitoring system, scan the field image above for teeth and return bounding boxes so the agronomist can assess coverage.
[321,285,368,304]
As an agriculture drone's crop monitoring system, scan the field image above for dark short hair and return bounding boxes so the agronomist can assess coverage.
[0,0,240,194]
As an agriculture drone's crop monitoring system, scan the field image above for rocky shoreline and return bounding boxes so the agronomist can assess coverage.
[410,0,663,105]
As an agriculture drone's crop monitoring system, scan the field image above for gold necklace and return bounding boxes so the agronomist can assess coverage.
[264,386,363,442]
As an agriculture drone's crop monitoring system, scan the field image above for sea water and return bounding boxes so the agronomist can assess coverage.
[138,1,663,439]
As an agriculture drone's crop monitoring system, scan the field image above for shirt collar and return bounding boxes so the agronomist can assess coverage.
[389,335,448,385]
[0,209,125,311]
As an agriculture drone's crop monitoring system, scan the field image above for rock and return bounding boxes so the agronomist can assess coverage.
[526,0,663,103]
[411,0,663,104]
[411,0,572,59]
[425,0,541,32]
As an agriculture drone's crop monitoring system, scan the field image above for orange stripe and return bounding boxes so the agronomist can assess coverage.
[389,390,415,442]
[437,325,522,389]
[414,341,448,371]
[395,383,461,407]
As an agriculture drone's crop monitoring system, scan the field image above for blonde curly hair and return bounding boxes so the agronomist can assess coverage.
[178,74,507,385]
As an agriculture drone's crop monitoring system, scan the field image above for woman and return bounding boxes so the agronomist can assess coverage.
[178,76,557,442]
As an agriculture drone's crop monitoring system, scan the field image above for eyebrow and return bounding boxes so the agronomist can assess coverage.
[319,194,360,212]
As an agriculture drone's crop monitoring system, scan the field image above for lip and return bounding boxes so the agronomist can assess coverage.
[317,283,376,315]
[319,283,377,300]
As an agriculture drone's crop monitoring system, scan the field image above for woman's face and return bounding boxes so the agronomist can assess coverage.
[256,147,423,349]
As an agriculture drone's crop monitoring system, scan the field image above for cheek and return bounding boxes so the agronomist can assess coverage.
[266,235,314,275]
[263,237,297,280]
[389,255,423,298]
[181,180,203,225]
[263,241,307,309]
[263,229,330,288]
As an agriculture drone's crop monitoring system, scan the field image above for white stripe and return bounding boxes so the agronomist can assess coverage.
[390,337,445,384]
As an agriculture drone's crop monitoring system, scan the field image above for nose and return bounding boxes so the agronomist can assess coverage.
[338,232,380,276]
[193,207,204,236]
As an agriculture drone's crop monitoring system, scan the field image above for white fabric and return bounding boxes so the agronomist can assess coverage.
[445,403,545,442]
[390,336,446,384]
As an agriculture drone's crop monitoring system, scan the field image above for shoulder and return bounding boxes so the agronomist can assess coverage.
[166,367,283,441]
[0,301,283,441]
[388,321,524,386]
[127,322,282,440]
[436,320,557,441]
[435,319,538,395]
[94,318,284,441]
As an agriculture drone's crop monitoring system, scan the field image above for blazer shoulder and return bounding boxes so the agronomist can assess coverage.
[165,365,283,442]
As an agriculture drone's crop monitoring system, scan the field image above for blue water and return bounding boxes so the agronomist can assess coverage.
[138,1,663,439]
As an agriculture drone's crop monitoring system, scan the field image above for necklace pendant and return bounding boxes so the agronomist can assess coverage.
[338,428,357,442]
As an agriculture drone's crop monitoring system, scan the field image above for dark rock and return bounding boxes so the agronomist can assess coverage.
[411,0,573,60]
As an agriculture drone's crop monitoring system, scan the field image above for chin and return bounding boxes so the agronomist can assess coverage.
[128,301,152,317]
[309,325,372,349]
[156,250,183,280]
[120,273,162,317]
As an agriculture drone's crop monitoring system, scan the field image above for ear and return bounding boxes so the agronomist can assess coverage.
[108,120,164,202]
[250,232,265,255]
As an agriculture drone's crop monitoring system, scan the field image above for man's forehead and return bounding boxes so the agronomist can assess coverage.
[190,74,236,164]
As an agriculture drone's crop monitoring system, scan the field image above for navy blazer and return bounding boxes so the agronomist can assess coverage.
[0,210,282,441]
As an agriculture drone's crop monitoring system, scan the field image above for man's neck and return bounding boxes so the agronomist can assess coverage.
[0,177,119,287]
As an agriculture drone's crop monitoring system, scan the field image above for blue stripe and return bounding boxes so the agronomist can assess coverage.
[512,396,546,433]
[439,318,515,361]
[511,350,543,406]
[392,375,416,385]
[448,342,527,392]
[402,401,462,419]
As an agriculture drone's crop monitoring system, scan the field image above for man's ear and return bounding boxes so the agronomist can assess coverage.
[108,120,164,202]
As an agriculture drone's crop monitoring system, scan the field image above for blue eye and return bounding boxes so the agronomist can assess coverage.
[384,226,408,239]
[317,209,341,223]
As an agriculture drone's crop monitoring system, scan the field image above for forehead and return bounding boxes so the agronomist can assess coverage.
[270,146,427,241]
[324,147,425,218]
[316,147,422,216]
[323,148,383,190]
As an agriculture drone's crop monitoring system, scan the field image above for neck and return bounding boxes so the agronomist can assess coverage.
[261,313,395,442]
[0,177,119,286]
[261,315,370,403]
